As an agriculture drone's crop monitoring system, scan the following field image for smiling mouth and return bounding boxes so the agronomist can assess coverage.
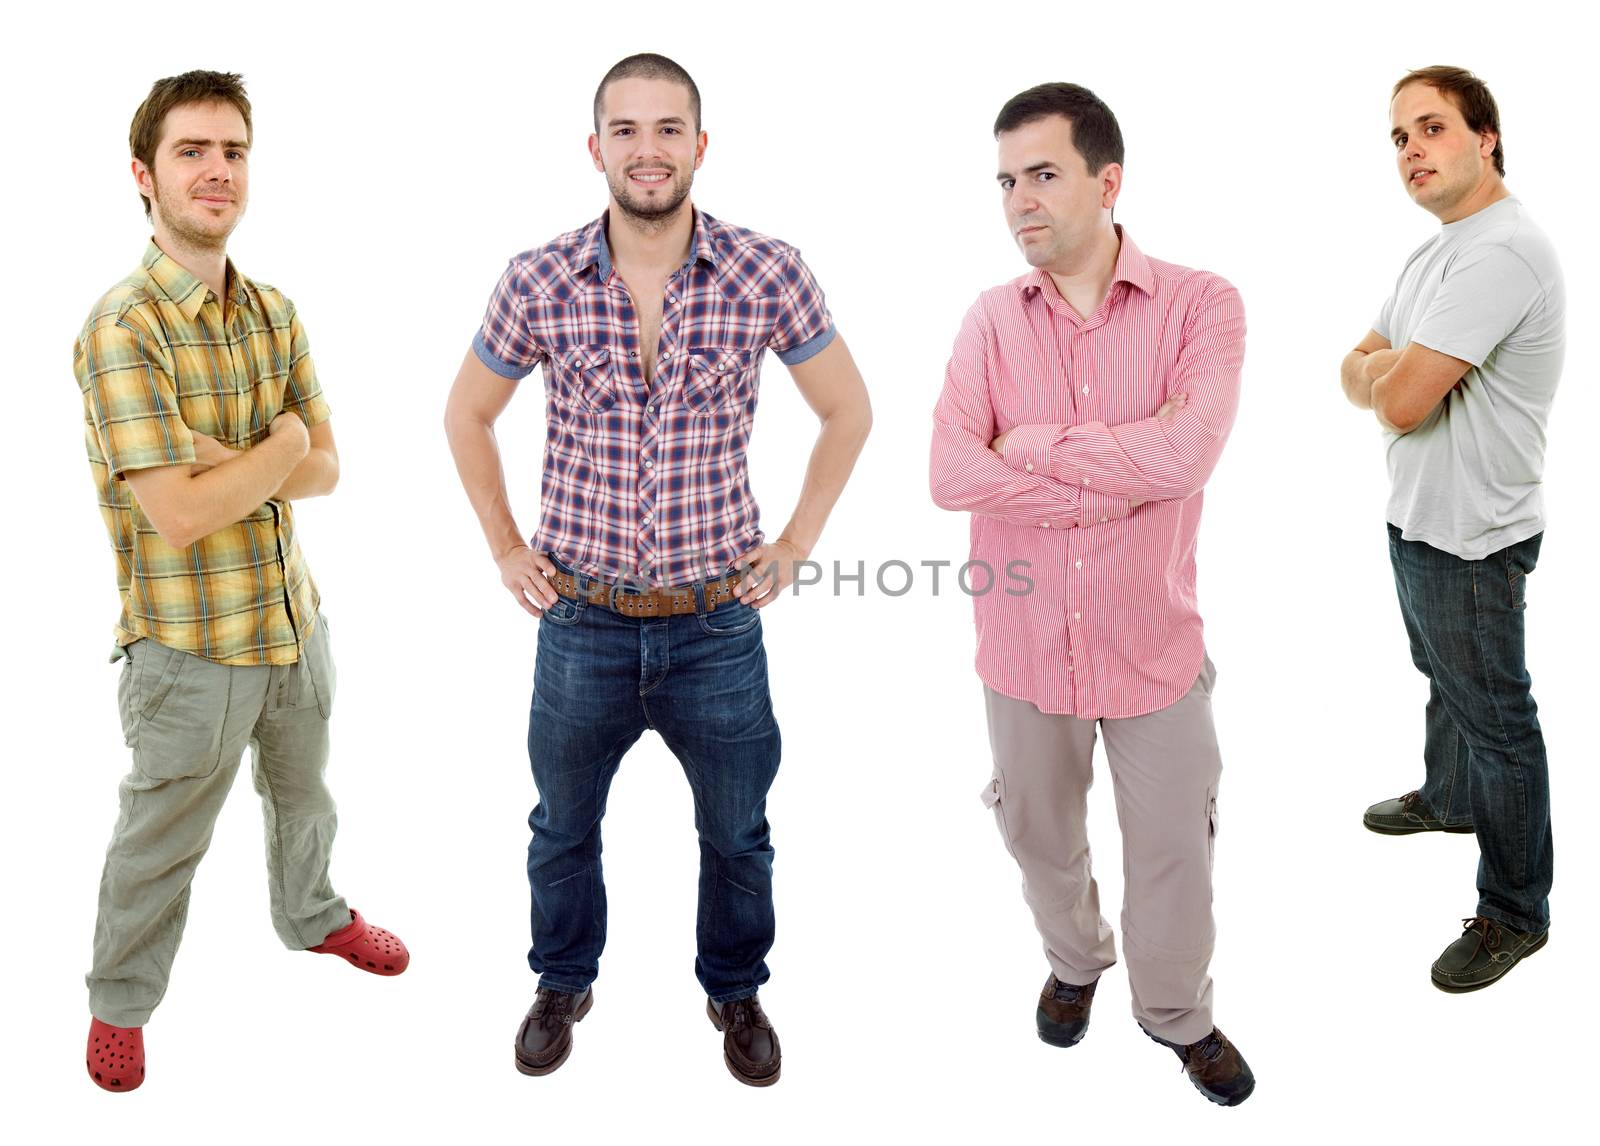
[629,171,671,184]
[1409,168,1435,185]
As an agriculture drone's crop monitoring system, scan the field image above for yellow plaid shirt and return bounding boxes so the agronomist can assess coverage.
[74,242,330,665]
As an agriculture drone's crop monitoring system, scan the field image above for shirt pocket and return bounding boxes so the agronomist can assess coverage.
[683,348,756,415]
[553,344,619,414]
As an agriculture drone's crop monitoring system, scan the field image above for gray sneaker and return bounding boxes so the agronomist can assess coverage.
[1363,791,1474,835]
[1431,917,1548,993]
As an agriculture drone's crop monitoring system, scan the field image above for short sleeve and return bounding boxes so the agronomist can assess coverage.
[769,248,836,366]
[281,303,331,426]
[1373,292,1396,342]
[1411,245,1542,367]
[75,318,195,479]
[473,260,545,380]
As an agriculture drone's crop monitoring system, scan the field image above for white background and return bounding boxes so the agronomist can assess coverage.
[3,0,1592,1141]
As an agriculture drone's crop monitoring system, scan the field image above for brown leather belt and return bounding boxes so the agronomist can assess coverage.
[547,568,743,618]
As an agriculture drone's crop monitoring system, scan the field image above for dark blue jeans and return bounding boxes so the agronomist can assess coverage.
[524,575,782,1003]
[1388,524,1552,933]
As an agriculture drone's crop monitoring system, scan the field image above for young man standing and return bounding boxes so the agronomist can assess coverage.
[1343,66,1562,992]
[445,54,870,1086]
[930,83,1253,1107]
[75,71,407,1093]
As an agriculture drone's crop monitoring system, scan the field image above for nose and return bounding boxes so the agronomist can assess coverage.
[1007,183,1038,217]
[202,150,232,183]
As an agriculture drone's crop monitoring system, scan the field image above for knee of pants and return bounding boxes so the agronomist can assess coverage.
[697,815,773,863]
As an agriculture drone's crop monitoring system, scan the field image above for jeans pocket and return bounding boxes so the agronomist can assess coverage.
[131,648,229,781]
[540,594,583,627]
[696,599,760,637]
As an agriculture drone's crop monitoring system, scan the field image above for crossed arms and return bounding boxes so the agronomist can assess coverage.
[1340,330,1471,434]
[929,284,1245,527]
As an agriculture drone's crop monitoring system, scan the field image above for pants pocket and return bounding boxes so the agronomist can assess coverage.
[981,772,1021,861]
[308,614,338,719]
[1206,786,1219,870]
[130,645,230,781]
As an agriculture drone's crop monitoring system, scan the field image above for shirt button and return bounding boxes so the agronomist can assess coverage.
[1075,560,1083,569]
[644,459,654,469]
[1083,476,1092,485]
[661,351,671,361]
[628,350,638,358]
[1024,461,1034,473]
[1039,522,1051,529]
[1082,385,1090,395]
[1073,612,1082,620]
[649,405,658,415]
[1098,516,1108,523]
[643,513,653,524]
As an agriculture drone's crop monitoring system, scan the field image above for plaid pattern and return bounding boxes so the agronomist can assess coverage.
[473,210,836,587]
[74,241,330,665]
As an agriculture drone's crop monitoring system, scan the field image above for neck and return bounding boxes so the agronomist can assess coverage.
[1046,222,1121,317]
[151,225,229,296]
[606,199,695,272]
[1438,173,1510,225]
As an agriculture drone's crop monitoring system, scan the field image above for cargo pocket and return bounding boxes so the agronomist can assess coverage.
[308,614,338,719]
[981,772,1021,861]
[129,643,229,780]
[1206,786,1219,870]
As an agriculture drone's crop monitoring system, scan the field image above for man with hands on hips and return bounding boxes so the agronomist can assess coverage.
[444,53,870,1086]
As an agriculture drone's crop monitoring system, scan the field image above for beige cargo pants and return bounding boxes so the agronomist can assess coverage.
[982,656,1222,1046]
[86,615,350,1027]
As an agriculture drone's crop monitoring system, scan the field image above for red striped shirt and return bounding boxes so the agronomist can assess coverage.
[930,229,1245,718]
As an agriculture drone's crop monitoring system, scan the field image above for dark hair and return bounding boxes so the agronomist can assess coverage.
[993,83,1124,174]
[1393,65,1504,175]
[593,53,702,133]
[129,71,253,217]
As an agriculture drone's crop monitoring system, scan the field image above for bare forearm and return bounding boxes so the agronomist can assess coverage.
[167,433,306,547]
[445,415,526,558]
[1341,351,1376,409]
[273,447,338,500]
[774,404,871,557]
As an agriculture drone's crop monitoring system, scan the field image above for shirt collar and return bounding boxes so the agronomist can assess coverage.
[577,208,719,280]
[1019,224,1156,302]
[141,239,247,319]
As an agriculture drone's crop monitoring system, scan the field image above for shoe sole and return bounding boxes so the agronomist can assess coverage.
[1432,931,1549,993]
[514,989,594,1076]
[1363,818,1475,836]
[706,1001,781,1087]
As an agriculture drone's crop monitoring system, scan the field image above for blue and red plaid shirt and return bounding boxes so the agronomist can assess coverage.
[474,209,836,587]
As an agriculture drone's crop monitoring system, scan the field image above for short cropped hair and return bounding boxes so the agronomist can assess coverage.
[593,53,702,133]
[1393,65,1505,175]
[994,82,1124,174]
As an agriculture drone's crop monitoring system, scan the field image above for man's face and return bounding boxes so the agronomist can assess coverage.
[589,77,706,224]
[1390,83,1496,220]
[134,101,249,250]
[996,115,1118,271]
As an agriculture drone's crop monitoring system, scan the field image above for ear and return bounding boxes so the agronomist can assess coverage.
[131,155,155,208]
[1479,128,1498,161]
[693,130,708,171]
[1099,161,1123,210]
[587,134,605,173]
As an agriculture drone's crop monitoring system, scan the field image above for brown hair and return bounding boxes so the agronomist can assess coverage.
[593,53,701,133]
[1393,65,1504,176]
[129,71,253,216]
[994,83,1124,175]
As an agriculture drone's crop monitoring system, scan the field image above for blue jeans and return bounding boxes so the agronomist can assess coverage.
[1388,524,1552,933]
[524,573,782,1003]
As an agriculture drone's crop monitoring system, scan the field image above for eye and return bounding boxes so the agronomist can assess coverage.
[614,127,633,137]
[1425,124,1442,135]
[181,148,202,158]
[225,150,245,161]
[1394,134,1407,149]
[999,178,1015,191]
[661,126,680,135]
[1036,172,1054,182]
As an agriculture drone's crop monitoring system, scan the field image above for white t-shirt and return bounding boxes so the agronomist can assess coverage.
[1374,196,1565,560]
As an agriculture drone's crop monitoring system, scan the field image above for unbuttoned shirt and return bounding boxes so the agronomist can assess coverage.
[74,241,329,666]
[472,210,835,587]
[930,229,1245,718]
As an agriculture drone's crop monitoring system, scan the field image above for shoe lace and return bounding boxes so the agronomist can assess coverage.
[533,991,577,1029]
[1191,1031,1227,1064]
[722,998,766,1032]
[1398,790,1425,811]
[1460,916,1503,956]
[1051,982,1089,1004]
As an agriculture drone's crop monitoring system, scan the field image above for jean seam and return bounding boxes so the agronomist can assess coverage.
[1469,556,1532,902]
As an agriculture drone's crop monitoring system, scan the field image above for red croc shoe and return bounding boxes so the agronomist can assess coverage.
[87,1018,145,1092]
[308,909,409,975]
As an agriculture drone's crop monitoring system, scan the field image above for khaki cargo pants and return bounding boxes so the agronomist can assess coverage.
[86,615,350,1027]
[982,656,1223,1046]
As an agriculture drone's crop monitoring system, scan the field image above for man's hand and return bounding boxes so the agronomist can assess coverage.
[270,410,310,454]
[1362,347,1403,382]
[734,538,808,608]
[188,431,235,476]
[498,544,560,617]
[991,430,1010,453]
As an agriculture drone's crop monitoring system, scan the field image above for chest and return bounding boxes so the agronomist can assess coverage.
[1387,242,1462,344]
[161,300,295,445]
[988,294,1181,428]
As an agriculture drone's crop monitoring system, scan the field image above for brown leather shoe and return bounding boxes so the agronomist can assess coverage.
[1036,975,1097,1047]
[1144,1025,1255,1107]
[707,995,780,1087]
[514,987,592,1076]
